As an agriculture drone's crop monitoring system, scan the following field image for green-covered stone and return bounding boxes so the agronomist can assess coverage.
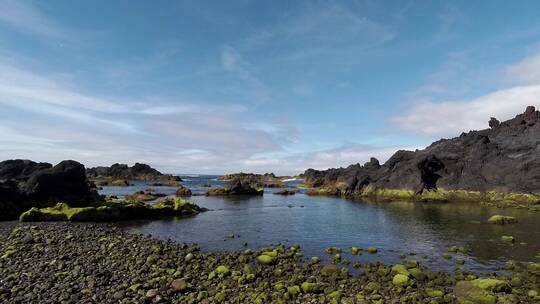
[425,288,443,298]
[392,274,409,287]
[215,265,230,276]
[301,282,323,293]
[257,254,275,265]
[366,247,378,254]
[488,215,517,225]
[501,235,515,243]
[391,264,410,276]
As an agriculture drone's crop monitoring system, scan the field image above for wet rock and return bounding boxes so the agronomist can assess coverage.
[501,235,515,243]
[110,179,130,186]
[273,189,298,195]
[206,179,263,196]
[488,215,518,225]
[175,185,192,197]
[366,247,378,254]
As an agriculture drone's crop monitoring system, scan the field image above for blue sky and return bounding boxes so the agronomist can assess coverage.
[1,0,540,174]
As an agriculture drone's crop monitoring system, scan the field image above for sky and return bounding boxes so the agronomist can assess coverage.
[1,0,540,175]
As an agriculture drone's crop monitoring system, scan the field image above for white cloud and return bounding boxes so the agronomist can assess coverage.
[394,85,540,137]
[505,51,540,85]
[396,50,540,138]
[0,0,63,38]
[0,57,293,174]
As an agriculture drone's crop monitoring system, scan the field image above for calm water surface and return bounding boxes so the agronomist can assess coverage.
[100,175,540,273]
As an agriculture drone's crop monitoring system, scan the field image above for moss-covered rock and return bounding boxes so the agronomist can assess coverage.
[215,265,230,276]
[287,285,301,296]
[488,215,518,225]
[392,274,409,287]
[175,185,192,197]
[501,235,515,243]
[527,263,540,275]
[454,279,511,304]
[257,254,275,265]
[19,199,205,222]
[391,264,410,276]
[366,247,378,254]
[425,288,443,298]
[301,282,323,294]
[110,179,130,186]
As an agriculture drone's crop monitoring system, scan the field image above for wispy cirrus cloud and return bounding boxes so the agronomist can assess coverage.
[0,0,64,38]
[240,3,396,63]
[220,46,272,103]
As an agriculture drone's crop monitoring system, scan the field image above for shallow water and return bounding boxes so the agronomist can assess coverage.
[101,175,540,273]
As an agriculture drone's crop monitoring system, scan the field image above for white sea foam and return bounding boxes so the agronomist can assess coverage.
[281,178,298,182]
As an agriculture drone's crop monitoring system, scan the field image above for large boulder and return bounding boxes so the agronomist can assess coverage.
[0,160,99,220]
[24,160,93,201]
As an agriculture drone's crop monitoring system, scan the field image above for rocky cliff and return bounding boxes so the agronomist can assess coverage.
[302,106,540,202]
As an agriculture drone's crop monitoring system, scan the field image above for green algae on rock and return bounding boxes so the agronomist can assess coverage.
[19,198,205,222]
[366,247,378,254]
[501,235,516,243]
[455,278,511,304]
[488,215,518,225]
[256,254,275,265]
[392,274,410,286]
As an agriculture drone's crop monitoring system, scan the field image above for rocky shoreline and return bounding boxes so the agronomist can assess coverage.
[1,223,539,304]
[301,107,540,209]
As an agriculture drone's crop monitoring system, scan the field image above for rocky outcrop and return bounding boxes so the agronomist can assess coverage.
[19,198,205,222]
[175,185,192,197]
[87,163,181,186]
[0,160,99,220]
[206,179,263,196]
[302,107,540,202]
[220,172,289,188]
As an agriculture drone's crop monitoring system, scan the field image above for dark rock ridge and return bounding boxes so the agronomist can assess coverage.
[220,172,289,188]
[0,160,99,220]
[302,106,540,198]
[86,163,181,185]
[206,179,264,196]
